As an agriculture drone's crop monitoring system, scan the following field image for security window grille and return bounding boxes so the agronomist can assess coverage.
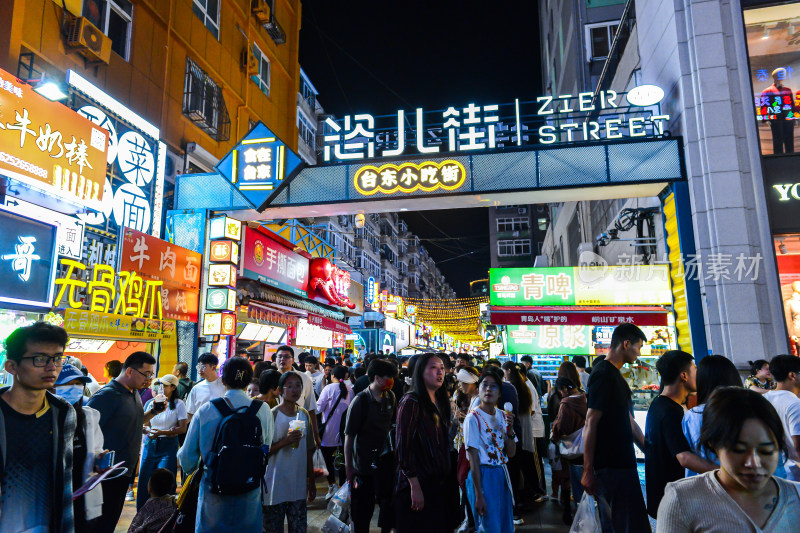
[183,57,231,141]
[193,0,220,39]
[498,239,532,257]
[586,22,619,61]
[300,78,316,110]
[298,112,316,149]
[83,0,133,60]
[496,217,530,232]
[250,44,270,96]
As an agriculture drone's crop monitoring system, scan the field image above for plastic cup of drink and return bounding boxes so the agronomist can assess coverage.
[288,419,305,449]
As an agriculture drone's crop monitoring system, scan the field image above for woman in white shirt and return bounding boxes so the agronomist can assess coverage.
[658,387,800,532]
[137,373,188,510]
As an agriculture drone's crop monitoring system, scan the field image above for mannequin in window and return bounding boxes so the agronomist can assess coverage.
[785,281,800,355]
[761,68,796,154]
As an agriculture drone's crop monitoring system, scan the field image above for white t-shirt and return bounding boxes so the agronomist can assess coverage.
[185,378,225,415]
[307,370,324,396]
[464,405,509,466]
[765,389,800,480]
[279,371,317,413]
[263,408,315,505]
[145,398,188,431]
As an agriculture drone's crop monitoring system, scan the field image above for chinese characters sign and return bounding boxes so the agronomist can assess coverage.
[63,308,176,341]
[2,197,84,260]
[215,123,303,209]
[118,228,201,322]
[323,87,669,162]
[490,306,669,327]
[0,67,108,210]
[489,266,672,306]
[0,208,58,308]
[505,325,594,355]
[354,160,466,196]
[241,227,309,297]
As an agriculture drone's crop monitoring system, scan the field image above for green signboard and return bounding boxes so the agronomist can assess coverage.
[505,325,594,355]
[489,266,672,307]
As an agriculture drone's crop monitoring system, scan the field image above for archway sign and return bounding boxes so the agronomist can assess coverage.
[175,84,685,220]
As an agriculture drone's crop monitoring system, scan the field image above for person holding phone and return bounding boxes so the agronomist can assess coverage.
[137,374,187,511]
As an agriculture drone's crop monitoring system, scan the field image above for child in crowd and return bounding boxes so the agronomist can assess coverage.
[127,468,177,533]
[464,366,517,533]
[262,371,317,533]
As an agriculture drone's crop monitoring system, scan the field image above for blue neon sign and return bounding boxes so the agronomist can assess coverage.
[0,207,58,308]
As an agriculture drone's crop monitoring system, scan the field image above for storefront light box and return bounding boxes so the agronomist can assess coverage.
[206,288,237,312]
[0,209,59,308]
[210,240,239,264]
[208,264,237,287]
[209,216,242,241]
[203,312,236,336]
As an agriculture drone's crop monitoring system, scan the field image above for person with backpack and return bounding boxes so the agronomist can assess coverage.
[550,377,587,524]
[177,356,274,533]
[262,371,317,532]
[317,365,353,499]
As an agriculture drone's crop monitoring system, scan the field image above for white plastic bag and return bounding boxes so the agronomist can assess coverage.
[321,514,349,533]
[569,493,602,533]
[327,481,351,522]
[313,448,329,478]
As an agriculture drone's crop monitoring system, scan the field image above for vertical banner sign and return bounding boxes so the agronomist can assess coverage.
[118,228,201,322]
[202,217,241,336]
[0,67,109,211]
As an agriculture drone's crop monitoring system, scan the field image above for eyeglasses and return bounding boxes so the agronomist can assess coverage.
[132,367,155,380]
[21,355,64,367]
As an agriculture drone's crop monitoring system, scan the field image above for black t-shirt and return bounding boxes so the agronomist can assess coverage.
[86,379,143,478]
[586,359,636,469]
[344,388,395,475]
[644,395,691,518]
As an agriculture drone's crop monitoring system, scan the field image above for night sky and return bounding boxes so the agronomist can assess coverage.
[299,1,542,296]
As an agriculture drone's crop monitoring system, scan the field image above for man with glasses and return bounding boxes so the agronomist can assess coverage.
[185,353,224,421]
[274,345,321,448]
[0,322,76,533]
[88,350,157,533]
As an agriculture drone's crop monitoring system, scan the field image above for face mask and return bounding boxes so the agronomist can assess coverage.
[57,385,84,405]
[381,378,394,391]
[405,376,412,386]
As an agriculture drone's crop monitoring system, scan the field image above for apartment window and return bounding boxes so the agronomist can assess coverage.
[83,0,132,60]
[183,57,231,141]
[300,78,316,109]
[298,113,316,149]
[585,22,619,61]
[250,44,270,96]
[193,0,220,39]
[538,217,549,231]
[496,217,530,232]
[498,239,532,257]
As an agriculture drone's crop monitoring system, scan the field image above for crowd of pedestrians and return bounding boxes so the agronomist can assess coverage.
[8,320,800,532]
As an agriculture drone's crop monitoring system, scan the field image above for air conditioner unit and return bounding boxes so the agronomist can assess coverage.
[241,48,258,76]
[67,17,112,64]
[517,207,528,214]
[251,0,272,24]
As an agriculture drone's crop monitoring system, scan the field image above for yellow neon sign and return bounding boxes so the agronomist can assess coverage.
[354,159,467,196]
[54,258,163,320]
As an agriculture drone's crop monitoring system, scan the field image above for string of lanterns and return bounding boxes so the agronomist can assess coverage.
[408,295,488,340]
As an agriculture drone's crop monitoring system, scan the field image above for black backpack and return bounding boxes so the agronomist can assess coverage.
[206,398,267,495]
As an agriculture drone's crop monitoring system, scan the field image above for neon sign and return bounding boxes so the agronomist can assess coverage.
[354,160,467,196]
[323,85,670,162]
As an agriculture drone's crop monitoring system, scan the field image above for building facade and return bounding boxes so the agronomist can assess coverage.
[538,0,789,365]
[488,204,550,268]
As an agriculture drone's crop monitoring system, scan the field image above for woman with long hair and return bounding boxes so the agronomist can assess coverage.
[547,361,582,503]
[316,365,352,499]
[682,355,743,475]
[394,353,458,532]
[550,377,587,524]
[501,361,546,511]
[138,374,188,511]
[657,387,800,531]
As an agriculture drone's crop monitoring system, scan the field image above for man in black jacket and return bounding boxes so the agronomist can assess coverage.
[0,322,76,533]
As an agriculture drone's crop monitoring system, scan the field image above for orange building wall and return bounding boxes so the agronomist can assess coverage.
[4,0,302,159]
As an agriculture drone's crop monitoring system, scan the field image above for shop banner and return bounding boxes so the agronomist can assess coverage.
[0,68,109,212]
[307,313,352,334]
[0,208,58,308]
[240,303,299,329]
[63,308,176,341]
[241,227,309,297]
[118,228,201,322]
[505,325,594,355]
[2,197,84,260]
[295,318,333,348]
[489,306,669,327]
[490,265,672,306]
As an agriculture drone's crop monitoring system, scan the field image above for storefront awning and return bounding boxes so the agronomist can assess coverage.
[489,306,669,327]
[307,313,352,334]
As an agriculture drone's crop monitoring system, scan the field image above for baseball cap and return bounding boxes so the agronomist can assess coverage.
[56,364,91,386]
[154,374,179,388]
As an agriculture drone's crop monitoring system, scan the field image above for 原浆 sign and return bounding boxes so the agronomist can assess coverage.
[505,325,594,355]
